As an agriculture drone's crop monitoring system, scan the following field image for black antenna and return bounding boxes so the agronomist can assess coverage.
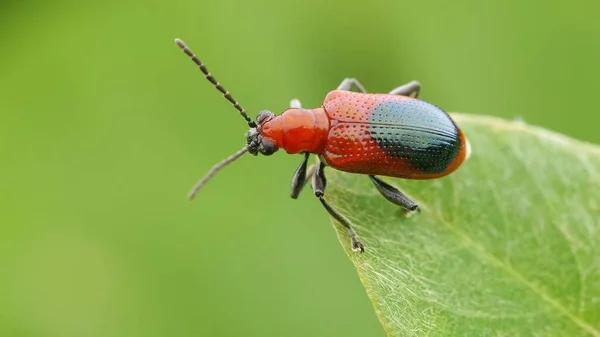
[188,146,249,200]
[175,38,257,128]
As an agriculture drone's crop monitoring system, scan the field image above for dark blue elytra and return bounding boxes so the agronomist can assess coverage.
[368,100,462,173]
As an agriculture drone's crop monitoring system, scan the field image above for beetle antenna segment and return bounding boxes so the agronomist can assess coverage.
[175,38,257,128]
[188,146,249,200]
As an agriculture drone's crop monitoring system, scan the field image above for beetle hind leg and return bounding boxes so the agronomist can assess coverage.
[369,175,419,213]
[313,161,364,252]
[389,80,421,98]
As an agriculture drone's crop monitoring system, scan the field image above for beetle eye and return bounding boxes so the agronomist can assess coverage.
[256,110,274,125]
[259,139,278,156]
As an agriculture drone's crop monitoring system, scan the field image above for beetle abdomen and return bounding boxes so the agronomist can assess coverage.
[322,91,468,179]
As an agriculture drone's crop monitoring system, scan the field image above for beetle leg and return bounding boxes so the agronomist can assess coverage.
[290,98,302,109]
[336,78,367,93]
[313,161,364,252]
[388,80,421,98]
[291,153,315,199]
[369,175,419,212]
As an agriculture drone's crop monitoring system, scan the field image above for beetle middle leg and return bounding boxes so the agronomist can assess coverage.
[337,78,367,93]
[388,80,421,98]
[312,160,364,252]
[369,175,419,212]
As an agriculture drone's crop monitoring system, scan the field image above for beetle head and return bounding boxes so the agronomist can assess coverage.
[246,110,278,156]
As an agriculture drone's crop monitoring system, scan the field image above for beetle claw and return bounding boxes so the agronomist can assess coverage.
[401,205,420,217]
[352,239,365,253]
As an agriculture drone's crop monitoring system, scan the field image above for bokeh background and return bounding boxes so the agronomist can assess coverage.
[1,0,599,336]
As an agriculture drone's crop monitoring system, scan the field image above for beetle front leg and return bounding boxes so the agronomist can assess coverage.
[313,161,364,252]
[336,78,367,93]
[388,80,421,98]
[289,98,302,109]
[291,153,316,199]
[369,175,419,212]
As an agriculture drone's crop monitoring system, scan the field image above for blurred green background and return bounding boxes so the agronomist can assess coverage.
[1,0,599,336]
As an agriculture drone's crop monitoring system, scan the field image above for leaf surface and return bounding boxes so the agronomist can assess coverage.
[326,114,600,336]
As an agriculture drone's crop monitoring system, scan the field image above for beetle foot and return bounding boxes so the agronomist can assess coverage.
[351,239,365,253]
[401,205,420,217]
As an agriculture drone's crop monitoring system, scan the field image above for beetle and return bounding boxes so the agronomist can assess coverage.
[175,38,471,252]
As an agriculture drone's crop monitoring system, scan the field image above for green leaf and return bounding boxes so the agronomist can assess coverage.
[325,114,600,336]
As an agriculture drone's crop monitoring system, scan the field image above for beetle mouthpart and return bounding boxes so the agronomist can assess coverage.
[246,128,263,156]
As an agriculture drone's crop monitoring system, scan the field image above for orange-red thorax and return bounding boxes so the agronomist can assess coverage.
[260,107,329,154]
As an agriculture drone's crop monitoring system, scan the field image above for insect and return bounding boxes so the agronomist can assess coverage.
[175,38,470,252]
